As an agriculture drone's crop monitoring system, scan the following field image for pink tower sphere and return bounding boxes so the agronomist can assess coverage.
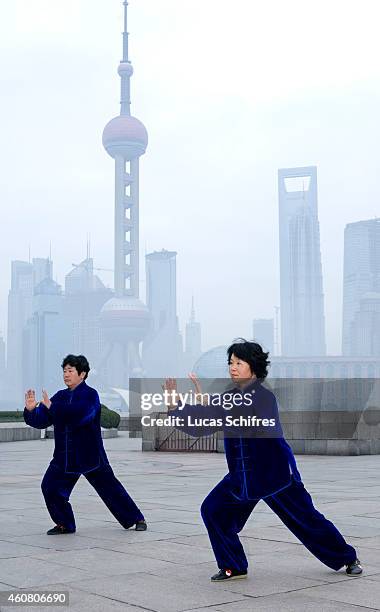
[102,115,148,160]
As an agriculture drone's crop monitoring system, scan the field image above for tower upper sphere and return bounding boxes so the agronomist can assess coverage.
[102,115,148,160]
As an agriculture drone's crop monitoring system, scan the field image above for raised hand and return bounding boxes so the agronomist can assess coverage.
[42,389,51,409]
[25,389,37,411]
[162,377,179,409]
[188,372,208,405]
[163,377,177,393]
[188,372,202,395]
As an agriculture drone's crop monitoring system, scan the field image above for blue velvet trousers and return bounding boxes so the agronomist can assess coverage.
[41,462,144,532]
[201,475,357,572]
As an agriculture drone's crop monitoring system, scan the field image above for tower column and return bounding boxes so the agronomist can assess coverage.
[129,157,139,298]
[114,156,126,297]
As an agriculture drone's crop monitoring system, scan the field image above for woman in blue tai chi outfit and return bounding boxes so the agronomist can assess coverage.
[164,339,362,582]
[24,354,147,535]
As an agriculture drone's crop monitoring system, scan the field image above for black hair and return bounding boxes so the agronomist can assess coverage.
[61,354,90,380]
[227,338,270,380]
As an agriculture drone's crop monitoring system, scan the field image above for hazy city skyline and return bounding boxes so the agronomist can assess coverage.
[1,0,380,354]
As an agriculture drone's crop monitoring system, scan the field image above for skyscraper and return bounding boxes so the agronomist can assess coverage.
[99,1,150,388]
[278,166,326,356]
[23,278,69,392]
[7,258,52,399]
[184,297,202,372]
[349,293,380,356]
[252,318,274,354]
[0,333,5,380]
[342,218,380,355]
[64,259,112,367]
[142,250,183,376]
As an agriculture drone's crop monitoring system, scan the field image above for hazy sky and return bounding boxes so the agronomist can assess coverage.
[1,0,380,354]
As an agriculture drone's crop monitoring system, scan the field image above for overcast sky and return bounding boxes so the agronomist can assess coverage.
[1,0,380,354]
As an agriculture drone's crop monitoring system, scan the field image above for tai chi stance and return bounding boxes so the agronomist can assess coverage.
[24,354,147,535]
[165,340,362,581]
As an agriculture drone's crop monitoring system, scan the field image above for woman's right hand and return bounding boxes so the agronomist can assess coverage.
[163,378,179,410]
[25,389,38,411]
[188,373,208,405]
[188,372,202,394]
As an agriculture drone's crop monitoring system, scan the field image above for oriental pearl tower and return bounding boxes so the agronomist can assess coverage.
[99,0,150,388]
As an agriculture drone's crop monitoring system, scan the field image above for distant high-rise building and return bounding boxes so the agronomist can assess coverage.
[142,250,182,376]
[342,218,380,356]
[64,259,112,369]
[7,258,52,399]
[23,278,70,392]
[184,297,201,372]
[252,318,274,354]
[278,166,326,356]
[0,333,5,379]
[99,0,150,388]
[349,292,380,357]
[33,258,53,288]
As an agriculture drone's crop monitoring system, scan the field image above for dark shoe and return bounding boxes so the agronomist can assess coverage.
[46,525,75,535]
[135,520,147,531]
[346,558,363,576]
[211,568,247,581]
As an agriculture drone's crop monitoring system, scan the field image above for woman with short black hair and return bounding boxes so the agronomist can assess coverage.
[165,339,362,582]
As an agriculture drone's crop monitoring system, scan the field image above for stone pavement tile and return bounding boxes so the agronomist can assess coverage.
[332,522,380,538]
[0,540,57,559]
[0,557,98,589]
[170,534,298,555]
[307,577,380,610]
[75,527,177,544]
[235,526,302,545]
[134,496,201,510]
[342,535,380,550]
[0,533,135,551]
[77,507,201,524]
[0,521,49,538]
[28,547,178,576]
[145,521,205,536]
[323,501,380,514]
[74,534,184,555]
[0,582,16,589]
[352,546,380,565]
[139,509,202,523]
[136,560,218,583]
[352,514,380,528]
[361,573,380,582]
[196,592,379,612]
[71,572,246,612]
[109,539,215,564]
[0,501,42,512]
[240,515,286,528]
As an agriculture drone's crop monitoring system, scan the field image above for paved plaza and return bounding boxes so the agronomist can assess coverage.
[0,433,380,611]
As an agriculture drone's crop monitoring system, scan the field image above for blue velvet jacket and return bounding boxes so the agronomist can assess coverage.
[24,381,109,474]
[170,379,301,500]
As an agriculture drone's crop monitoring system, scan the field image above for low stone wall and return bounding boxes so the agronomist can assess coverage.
[0,423,41,442]
[282,410,380,455]
[44,426,119,439]
[0,423,119,442]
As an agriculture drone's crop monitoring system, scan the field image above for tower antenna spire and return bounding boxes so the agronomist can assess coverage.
[122,0,129,62]
[118,0,133,115]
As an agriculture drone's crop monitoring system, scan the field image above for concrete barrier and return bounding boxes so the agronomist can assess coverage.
[0,423,41,442]
[44,426,119,439]
[0,423,119,442]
